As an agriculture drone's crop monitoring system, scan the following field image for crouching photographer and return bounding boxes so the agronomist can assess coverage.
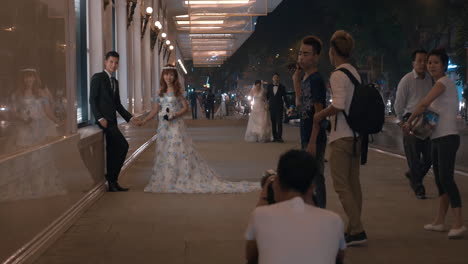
[246,150,346,264]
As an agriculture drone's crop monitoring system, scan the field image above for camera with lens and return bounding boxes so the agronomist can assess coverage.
[261,169,277,204]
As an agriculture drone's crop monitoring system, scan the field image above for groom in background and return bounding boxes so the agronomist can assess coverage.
[266,73,289,142]
[89,51,140,192]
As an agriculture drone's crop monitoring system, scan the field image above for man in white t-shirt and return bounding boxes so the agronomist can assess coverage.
[245,150,346,264]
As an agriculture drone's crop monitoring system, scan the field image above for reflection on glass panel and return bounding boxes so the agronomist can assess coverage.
[0,0,67,158]
[0,1,77,261]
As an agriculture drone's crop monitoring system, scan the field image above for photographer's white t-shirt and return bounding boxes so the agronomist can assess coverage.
[245,197,346,264]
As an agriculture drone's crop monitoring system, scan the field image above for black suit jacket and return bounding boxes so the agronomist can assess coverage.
[206,93,215,107]
[89,71,132,126]
[266,83,289,111]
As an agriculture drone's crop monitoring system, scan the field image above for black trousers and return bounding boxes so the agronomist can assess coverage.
[270,107,283,140]
[402,134,432,191]
[191,103,197,119]
[103,125,129,183]
[206,104,214,119]
[300,118,327,208]
[432,135,461,208]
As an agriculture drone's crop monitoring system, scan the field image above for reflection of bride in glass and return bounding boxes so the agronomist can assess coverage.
[12,69,60,148]
[0,69,66,202]
[140,65,259,193]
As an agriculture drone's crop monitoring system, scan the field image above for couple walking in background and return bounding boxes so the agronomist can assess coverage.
[90,51,258,194]
[244,73,289,143]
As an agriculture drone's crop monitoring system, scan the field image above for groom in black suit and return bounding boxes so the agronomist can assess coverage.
[89,51,140,192]
[266,73,290,142]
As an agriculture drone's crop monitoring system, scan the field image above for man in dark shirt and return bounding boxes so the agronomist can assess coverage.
[190,91,198,119]
[292,36,327,208]
[205,90,215,119]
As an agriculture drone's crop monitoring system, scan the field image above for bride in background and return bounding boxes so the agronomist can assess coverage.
[244,80,272,142]
[140,65,259,193]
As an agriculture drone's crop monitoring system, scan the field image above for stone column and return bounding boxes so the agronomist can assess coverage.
[87,0,104,120]
[132,3,143,113]
[115,0,129,109]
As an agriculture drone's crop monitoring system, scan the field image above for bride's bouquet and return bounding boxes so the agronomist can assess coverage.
[162,107,174,121]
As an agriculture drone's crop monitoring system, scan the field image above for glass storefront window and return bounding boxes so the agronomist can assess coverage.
[75,0,88,126]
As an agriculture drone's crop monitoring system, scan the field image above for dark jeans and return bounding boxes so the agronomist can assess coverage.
[432,135,461,208]
[402,134,432,192]
[191,103,197,119]
[103,125,129,183]
[300,118,327,208]
[270,107,283,140]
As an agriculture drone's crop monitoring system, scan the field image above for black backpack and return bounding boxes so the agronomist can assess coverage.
[336,68,385,165]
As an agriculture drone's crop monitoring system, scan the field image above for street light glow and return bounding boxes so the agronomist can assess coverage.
[178,59,188,74]
[154,21,162,29]
[146,7,153,14]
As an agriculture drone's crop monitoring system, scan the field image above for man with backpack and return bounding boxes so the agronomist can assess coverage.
[394,49,433,199]
[313,30,384,246]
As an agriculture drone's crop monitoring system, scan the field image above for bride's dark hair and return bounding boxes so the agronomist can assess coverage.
[159,64,182,98]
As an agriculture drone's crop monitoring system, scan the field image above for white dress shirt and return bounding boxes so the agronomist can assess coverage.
[394,70,433,121]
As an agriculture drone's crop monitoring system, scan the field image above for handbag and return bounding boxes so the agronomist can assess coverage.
[411,108,439,140]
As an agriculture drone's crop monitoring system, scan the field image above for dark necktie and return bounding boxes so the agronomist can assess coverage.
[110,77,116,93]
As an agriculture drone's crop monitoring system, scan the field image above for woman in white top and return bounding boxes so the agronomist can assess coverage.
[312,30,367,246]
[404,49,465,238]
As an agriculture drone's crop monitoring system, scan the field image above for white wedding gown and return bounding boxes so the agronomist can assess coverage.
[144,92,260,193]
[244,89,272,142]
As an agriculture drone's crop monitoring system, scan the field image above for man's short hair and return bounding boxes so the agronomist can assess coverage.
[277,150,318,195]
[255,80,262,85]
[302,36,323,55]
[273,72,280,77]
[105,51,120,60]
[411,49,427,62]
[330,30,354,58]
[428,48,449,72]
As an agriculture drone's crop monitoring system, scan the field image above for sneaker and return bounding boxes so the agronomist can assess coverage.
[346,231,367,246]
[405,171,411,179]
[423,223,447,232]
[448,226,467,239]
[415,186,426,199]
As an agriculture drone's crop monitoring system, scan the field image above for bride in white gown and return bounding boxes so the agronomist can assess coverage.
[244,80,272,142]
[141,65,259,193]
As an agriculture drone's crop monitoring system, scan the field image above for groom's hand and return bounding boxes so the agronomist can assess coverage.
[99,118,108,128]
[130,117,142,126]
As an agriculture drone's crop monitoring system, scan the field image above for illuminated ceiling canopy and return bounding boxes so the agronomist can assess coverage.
[167,0,282,67]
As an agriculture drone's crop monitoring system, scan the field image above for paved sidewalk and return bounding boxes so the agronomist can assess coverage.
[35,119,468,264]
